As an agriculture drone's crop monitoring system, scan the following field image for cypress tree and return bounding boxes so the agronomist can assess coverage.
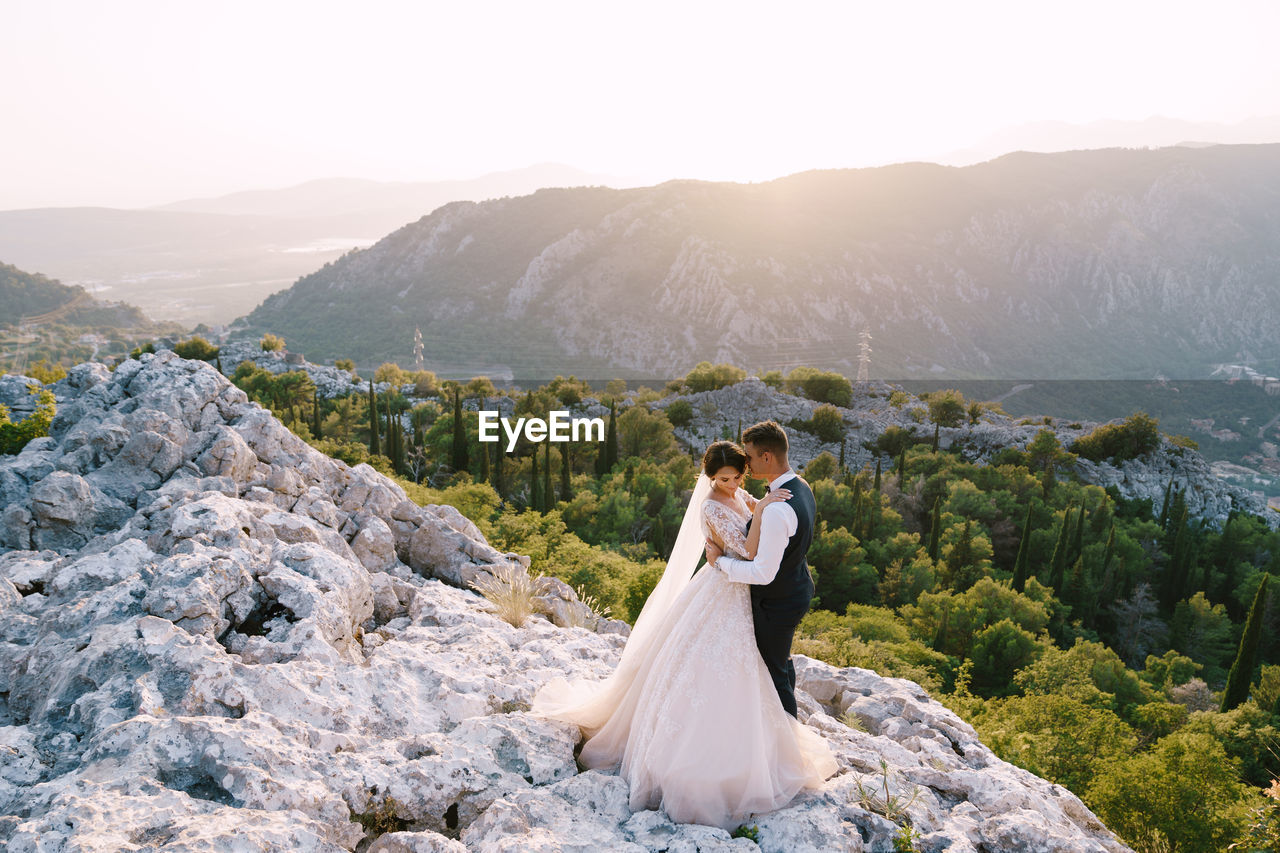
[311,389,322,439]
[1065,555,1088,621]
[949,519,977,590]
[606,401,618,472]
[1070,501,1086,566]
[216,354,224,374]
[931,422,940,453]
[531,446,541,512]
[932,602,950,653]
[1158,479,1174,530]
[560,442,571,502]
[838,441,846,476]
[448,387,462,472]
[1163,503,1191,609]
[1041,461,1056,496]
[896,448,906,484]
[873,457,882,493]
[1012,503,1033,592]
[384,396,394,471]
[1101,523,1116,580]
[480,438,491,485]
[653,515,667,560]
[494,444,506,499]
[368,379,380,457]
[1221,575,1270,712]
[1049,506,1073,593]
[927,497,941,563]
[543,442,553,511]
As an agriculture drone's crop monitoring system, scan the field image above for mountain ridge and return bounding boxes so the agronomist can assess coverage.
[237,143,1280,381]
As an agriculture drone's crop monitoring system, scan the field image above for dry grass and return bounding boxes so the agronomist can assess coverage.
[562,584,613,629]
[469,563,549,628]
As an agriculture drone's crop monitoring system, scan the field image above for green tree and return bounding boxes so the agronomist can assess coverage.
[367,379,380,457]
[450,384,468,473]
[809,522,875,612]
[375,362,412,387]
[617,405,679,462]
[1086,731,1257,852]
[173,336,220,361]
[683,361,746,393]
[1222,575,1271,712]
[973,694,1137,793]
[1170,591,1237,685]
[969,618,1042,696]
[925,388,966,428]
[665,399,694,427]
[784,366,853,406]
[1011,503,1033,592]
[260,333,285,352]
[0,385,56,455]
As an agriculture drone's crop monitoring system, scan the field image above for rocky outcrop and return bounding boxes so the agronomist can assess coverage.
[212,341,387,400]
[654,376,1278,530]
[1,354,1130,851]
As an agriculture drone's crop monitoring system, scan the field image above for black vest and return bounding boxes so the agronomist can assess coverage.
[746,475,816,603]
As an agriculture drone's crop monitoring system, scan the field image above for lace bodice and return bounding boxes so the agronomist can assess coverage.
[702,491,753,560]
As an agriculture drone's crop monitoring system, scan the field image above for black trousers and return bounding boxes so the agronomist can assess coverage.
[751,592,811,717]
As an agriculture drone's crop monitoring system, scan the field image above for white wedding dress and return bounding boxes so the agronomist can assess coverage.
[532,475,837,830]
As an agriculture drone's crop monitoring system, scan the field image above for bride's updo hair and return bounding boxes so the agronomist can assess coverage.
[702,440,748,478]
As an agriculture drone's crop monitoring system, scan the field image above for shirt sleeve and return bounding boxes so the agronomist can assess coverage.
[703,502,751,558]
[716,501,797,585]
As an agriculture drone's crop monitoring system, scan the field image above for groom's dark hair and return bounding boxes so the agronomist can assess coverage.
[742,420,788,457]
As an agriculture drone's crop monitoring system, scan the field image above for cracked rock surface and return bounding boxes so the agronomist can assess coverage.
[1,354,1130,852]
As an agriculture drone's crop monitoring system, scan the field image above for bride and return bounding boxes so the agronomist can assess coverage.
[532,440,837,830]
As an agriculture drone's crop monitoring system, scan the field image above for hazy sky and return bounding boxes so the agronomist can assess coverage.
[4,0,1280,209]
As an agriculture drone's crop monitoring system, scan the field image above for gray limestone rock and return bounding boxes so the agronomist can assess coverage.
[0,355,1134,853]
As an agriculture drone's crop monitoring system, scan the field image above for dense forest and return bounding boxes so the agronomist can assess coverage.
[206,343,1280,852]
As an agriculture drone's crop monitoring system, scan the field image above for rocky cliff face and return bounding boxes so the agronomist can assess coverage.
[239,144,1280,381]
[0,354,1131,852]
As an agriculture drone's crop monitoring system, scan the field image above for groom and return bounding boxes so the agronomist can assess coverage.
[705,420,816,717]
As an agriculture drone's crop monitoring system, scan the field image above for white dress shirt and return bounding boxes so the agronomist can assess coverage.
[715,469,799,585]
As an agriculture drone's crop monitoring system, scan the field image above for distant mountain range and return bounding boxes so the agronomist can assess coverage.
[940,114,1280,166]
[235,143,1280,381]
[0,165,637,326]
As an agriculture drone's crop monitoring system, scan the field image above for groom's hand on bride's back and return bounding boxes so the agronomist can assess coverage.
[704,538,723,565]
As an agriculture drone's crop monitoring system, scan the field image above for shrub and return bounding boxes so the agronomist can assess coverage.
[803,451,840,481]
[758,370,784,389]
[374,362,411,387]
[785,367,854,407]
[260,333,285,352]
[804,404,845,443]
[1070,412,1161,463]
[0,385,56,455]
[25,358,66,383]
[684,361,746,393]
[173,336,220,361]
[665,399,694,427]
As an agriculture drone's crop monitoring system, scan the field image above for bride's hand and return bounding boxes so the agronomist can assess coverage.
[754,489,791,513]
